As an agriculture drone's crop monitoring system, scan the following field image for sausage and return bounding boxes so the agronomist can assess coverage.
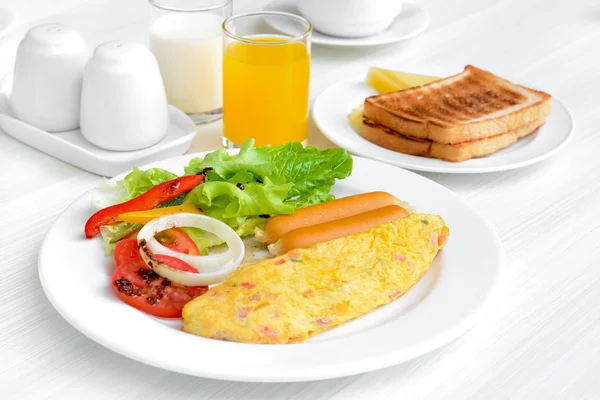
[256,191,403,244]
[268,205,409,255]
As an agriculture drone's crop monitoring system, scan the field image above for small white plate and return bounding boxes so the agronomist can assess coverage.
[0,72,196,177]
[39,152,504,382]
[263,0,430,47]
[313,67,574,173]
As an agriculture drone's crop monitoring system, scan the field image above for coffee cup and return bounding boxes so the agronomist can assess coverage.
[296,0,403,38]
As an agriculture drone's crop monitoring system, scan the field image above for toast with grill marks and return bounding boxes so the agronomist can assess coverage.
[363,65,553,145]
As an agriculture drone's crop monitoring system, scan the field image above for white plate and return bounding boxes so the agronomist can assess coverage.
[263,0,430,47]
[0,71,196,177]
[313,67,574,173]
[39,151,504,382]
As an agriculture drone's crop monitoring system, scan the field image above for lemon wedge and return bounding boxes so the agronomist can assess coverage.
[347,104,365,133]
[366,67,440,94]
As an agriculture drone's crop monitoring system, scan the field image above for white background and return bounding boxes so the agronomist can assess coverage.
[0,0,599,399]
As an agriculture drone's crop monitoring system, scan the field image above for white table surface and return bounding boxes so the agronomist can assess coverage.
[1,0,599,398]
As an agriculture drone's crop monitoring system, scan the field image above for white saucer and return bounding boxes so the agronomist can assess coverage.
[263,0,430,47]
[0,72,196,177]
[312,66,574,174]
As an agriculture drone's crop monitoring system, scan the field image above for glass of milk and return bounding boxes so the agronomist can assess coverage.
[149,0,232,124]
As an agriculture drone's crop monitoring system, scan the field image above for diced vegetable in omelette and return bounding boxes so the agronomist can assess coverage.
[182,214,449,344]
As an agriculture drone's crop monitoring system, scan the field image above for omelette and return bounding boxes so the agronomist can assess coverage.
[182,213,449,344]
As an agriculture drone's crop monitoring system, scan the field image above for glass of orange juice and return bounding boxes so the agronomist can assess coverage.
[222,12,311,147]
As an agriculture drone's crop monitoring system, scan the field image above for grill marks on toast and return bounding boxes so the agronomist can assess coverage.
[392,75,529,125]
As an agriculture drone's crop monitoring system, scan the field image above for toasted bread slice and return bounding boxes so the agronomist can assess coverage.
[361,119,544,162]
[363,65,552,145]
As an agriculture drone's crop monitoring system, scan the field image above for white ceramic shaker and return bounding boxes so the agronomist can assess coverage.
[80,41,169,151]
[11,24,90,132]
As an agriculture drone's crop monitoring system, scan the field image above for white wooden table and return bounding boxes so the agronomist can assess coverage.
[1,0,599,398]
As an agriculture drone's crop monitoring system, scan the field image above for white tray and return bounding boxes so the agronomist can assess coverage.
[0,49,196,177]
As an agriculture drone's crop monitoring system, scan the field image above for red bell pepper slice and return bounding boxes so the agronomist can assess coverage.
[84,175,204,238]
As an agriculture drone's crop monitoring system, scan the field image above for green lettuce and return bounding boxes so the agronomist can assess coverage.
[183,139,353,229]
[100,222,141,254]
[99,139,352,251]
[184,179,293,218]
[184,140,273,179]
[117,167,178,202]
[180,217,266,254]
[264,141,353,208]
[179,227,228,255]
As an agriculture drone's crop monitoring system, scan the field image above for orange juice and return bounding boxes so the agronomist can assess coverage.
[223,36,310,146]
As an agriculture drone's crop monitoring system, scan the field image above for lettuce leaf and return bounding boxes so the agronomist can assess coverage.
[234,216,266,237]
[117,167,178,202]
[263,141,353,208]
[179,227,227,255]
[184,140,353,207]
[100,222,141,254]
[184,178,293,230]
[90,179,127,210]
[184,140,273,179]
[183,139,353,228]
[180,217,265,254]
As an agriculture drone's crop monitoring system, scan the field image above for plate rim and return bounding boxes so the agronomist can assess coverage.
[38,152,505,382]
[263,0,430,47]
[312,71,575,173]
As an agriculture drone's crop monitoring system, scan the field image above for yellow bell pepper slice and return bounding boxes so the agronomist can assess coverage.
[116,204,202,224]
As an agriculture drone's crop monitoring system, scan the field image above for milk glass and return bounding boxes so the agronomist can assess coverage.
[149,0,232,124]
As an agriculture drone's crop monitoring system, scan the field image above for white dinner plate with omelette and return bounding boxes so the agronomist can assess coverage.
[313,66,574,174]
[39,152,504,382]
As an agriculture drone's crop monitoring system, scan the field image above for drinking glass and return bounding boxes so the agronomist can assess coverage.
[149,0,232,124]
[222,12,312,147]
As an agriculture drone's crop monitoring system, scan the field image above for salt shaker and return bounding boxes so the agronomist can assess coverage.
[11,24,89,132]
[80,41,169,151]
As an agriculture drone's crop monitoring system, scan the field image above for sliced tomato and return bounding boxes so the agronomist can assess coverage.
[155,227,200,256]
[111,260,208,318]
[114,239,143,266]
[115,238,197,273]
[152,254,198,273]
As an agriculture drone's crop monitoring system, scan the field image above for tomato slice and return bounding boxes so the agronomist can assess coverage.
[111,260,207,318]
[112,239,206,317]
[155,227,200,256]
[115,238,197,272]
[153,254,198,272]
[114,239,143,266]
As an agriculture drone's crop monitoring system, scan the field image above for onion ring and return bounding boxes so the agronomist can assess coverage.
[137,213,245,286]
